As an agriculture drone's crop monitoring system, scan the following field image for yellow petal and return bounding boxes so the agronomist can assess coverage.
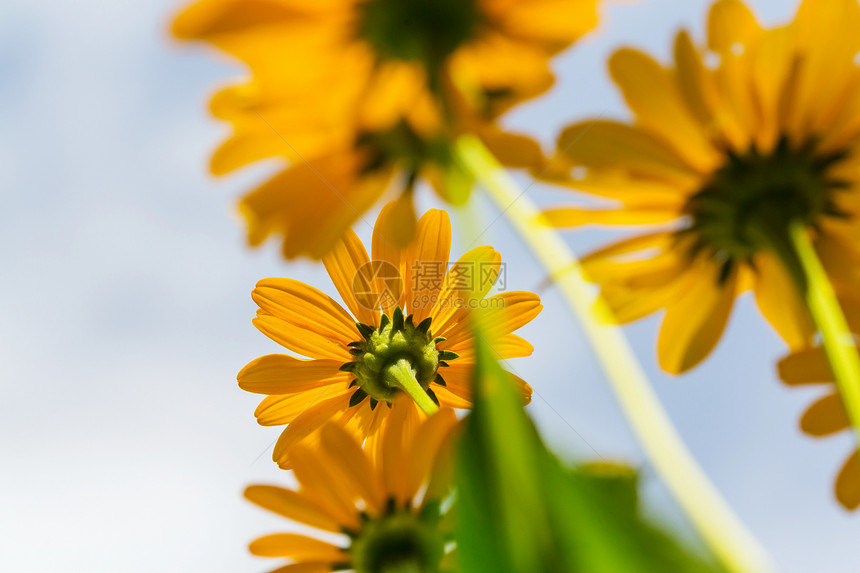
[319,423,385,514]
[478,127,545,172]
[707,0,761,56]
[434,385,473,409]
[835,451,860,510]
[265,563,340,573]
[673,31,735,145]
[253,313,350,362]
[542,166,686,205]
[371,201,410,315]
[789,0,860,139]
[557,121,700,187]
[238,354,348,394]
[406,409,458,502]
[322,228,380,327]
[290,444,362,530]
[431,246,502,336]
[406,209,452,323]
[749,26,794,150]
[752,253,814,349]
[488,0,598,48]
[358,62,430,133]
[249,533,345,561]
[239,152,391,260]
[777,348,833,386]
[380,399,422,505]
[244,485,340,532]
[542,206,681,227]
[800,393,850,437]
[272,393,352,469]
[443,291,541,354]
[657,266,738,374]
[172,0,301,39]
[608,48,718,172]
[253,278,360,345]
[255,387,352,427]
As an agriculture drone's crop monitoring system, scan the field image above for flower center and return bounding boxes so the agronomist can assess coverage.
[679,137,849,281]
[348,501,446,573]
[356,0,481,67]
[341,307,457,409]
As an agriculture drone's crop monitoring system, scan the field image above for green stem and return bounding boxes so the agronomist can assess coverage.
[386,358,439,415]
[787,221,860,448]
[453,134,772,573]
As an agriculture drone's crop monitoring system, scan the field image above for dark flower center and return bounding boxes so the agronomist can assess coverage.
[346,499,446,573]
[357,0,482,68]
[679,136,850,282]
[341,307,457,409]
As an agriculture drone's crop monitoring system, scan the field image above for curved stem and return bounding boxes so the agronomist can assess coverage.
[386,358,439,415]
[453,134,773,573]
[787,222,860,448]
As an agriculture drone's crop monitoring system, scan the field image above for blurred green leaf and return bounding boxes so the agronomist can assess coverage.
[454,338,722,573]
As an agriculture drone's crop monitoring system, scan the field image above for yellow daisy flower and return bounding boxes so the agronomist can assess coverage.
[542,0,860,373]
[778,295,860,510]
[244,405,459,573]
[171,0,599,257]
[239,201,540,468]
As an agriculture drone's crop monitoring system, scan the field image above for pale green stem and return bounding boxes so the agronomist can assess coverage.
[453,134,773,573]
[386,358,439,415]
[788,221,860,449]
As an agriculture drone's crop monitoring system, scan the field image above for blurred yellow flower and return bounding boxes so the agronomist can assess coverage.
[172,0,599,258]
[244,406,459,573]
[778,295,860,510]
[542,0,860,373]
[239,202,539,468]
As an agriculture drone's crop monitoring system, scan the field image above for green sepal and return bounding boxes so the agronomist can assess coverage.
[349,379,359,388]
[340,361,358,372]
[349,347,364,356]
[434,372,447,387]
[379,314,390,330]
[438,350,459,361]
[349,388,368,407]
[426,387,440,407]
[370,398,379,410]
[356,322,376,339]
[393,306,405,330]
[416,316,433,334]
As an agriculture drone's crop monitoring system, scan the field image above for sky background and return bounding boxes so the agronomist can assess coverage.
[1,0,858,571]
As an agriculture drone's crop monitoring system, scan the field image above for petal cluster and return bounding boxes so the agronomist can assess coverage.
[542,0,860,373]
[239,201,540,468]
[173,0,598,257]
[245,405,459,572]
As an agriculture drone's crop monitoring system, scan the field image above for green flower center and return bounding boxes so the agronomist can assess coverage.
[341,307,457,409]
[348,500,446,573]
[356,0,482,68]
[679,136,849,281]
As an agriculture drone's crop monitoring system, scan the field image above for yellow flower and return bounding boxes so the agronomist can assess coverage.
[239,201,540,468]
[778,295,860,510]
[542,0,860,373]
[171,0,599,257]
[244,405,459,573]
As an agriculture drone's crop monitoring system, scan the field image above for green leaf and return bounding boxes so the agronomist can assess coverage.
[454,338,721,573]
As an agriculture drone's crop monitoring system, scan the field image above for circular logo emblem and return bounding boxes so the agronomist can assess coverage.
[353,260,404,311]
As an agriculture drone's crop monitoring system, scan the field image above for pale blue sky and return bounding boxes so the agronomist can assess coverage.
[0,0,857,571]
